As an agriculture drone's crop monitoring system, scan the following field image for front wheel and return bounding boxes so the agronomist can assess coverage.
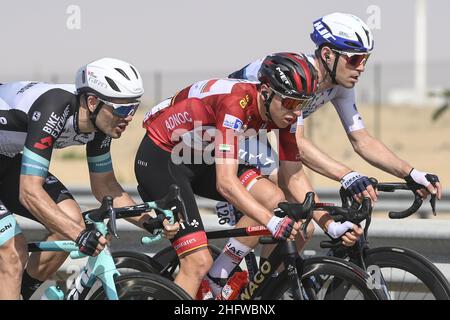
[363,247,450,300]
[262,256,389,300]
[89,273,192,300]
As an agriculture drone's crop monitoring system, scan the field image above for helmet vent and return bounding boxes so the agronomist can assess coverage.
[355,32,364,46]
[129,65,139,79]
[105,77,121,92]
[344,41,361,48]
[114,68,130,80]
[363,28,371,46]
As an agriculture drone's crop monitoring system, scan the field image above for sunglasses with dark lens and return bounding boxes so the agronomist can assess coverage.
[98,98,141,118]
[333,49,371,67]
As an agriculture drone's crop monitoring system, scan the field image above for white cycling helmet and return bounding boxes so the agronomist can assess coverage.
[75,57,144,100]
[310,12,374,53]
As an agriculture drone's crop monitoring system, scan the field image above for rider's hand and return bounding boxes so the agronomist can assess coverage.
[326,221,362,246]
[340,171,377,203]
[162,220,180,240]
[341,224,363,247]
[267,216,299,240]
[75,229,107,256]
[404,168,442,200]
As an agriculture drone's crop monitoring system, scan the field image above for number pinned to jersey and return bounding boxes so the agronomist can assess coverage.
[223,114,243,132]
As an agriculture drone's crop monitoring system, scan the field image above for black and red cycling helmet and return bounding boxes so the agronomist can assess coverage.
[258,52,318,99]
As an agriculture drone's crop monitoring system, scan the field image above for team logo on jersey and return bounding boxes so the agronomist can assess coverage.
[32,111,41,122]
[45,176,59,185]
[223,114,243,132]
[239,95,250,109]
[100,136,112,149]
[16,82,38,95]
[34,136,53,150]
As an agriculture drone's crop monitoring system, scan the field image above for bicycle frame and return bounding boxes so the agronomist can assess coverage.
[29,221,120,300]
[206,226,305,300]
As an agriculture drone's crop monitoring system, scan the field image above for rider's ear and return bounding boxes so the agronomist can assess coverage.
[85,95,96,111]
[262,91,269,100]
[322,48,331,61]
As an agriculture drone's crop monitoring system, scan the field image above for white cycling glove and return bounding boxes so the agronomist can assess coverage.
[326,221,354,239]
[406,168,435,188]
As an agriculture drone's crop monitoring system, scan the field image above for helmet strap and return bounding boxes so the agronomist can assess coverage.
[320,50,340,85]
[87,96,105,131]
[264,92,275,121]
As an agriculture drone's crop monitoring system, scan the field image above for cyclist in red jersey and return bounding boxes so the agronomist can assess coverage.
[136,53,363,298]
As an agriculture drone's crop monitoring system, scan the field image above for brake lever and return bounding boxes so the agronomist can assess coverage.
[430,194,437,216]
[106,206,119,239]
[300,217,312,239]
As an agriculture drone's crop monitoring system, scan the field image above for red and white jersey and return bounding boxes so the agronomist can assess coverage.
[143,79,300,161]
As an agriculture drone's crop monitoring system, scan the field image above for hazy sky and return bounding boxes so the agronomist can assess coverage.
[1,0,449,77]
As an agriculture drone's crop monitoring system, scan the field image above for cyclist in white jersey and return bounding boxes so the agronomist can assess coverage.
[205,12,441,296]
[229,12,441,204]
[0,58,178,299]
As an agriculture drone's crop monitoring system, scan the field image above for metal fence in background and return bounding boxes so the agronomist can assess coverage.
[3,60,450,107]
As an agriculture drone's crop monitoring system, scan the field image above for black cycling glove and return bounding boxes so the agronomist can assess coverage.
[75,229,102,256]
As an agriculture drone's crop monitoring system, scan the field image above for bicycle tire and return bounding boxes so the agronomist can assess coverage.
[111,245,226,280]
[362,247,450,300]
[89,273,192,300]
[261,256,388,300]
[112,251,163,274]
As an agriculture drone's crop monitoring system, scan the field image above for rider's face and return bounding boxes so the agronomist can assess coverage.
[323,48,368,89]
[269,93,302,128]
[88,96,135,139]
[334,53,367,88]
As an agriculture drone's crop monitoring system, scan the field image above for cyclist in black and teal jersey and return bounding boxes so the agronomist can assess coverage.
[0,58,178,299]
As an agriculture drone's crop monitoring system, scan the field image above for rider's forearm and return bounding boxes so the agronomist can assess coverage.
[297,137,352,181]
[350,131,412,178]
[312,210,334,232]
[217,176,273,226]
[278,162,335,232]
[19,183,83,240]
[90,176,146,228]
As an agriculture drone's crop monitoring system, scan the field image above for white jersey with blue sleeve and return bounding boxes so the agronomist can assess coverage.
[228,54,365,134]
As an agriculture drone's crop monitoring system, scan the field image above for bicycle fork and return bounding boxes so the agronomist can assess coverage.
[284,240,304,300]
